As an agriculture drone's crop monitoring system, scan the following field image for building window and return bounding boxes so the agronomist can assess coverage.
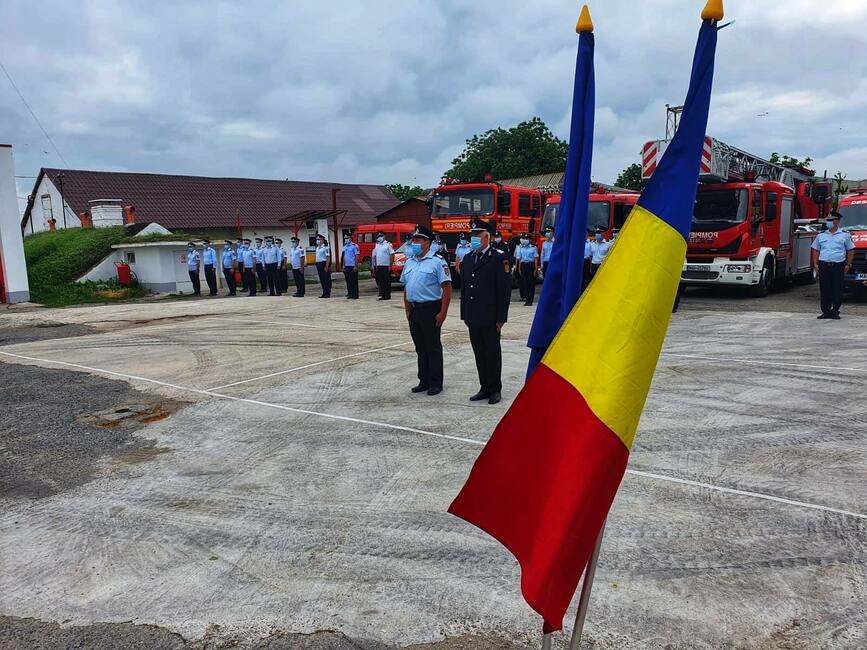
[518,194,533,217]
[125,252,136,264]
[305,220,316,230]
[41,194,53,219]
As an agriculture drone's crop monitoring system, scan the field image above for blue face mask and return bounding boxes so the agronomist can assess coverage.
[470,236,482,249]
[595,234,604,242]
[408,243,423,257]
[825,221,835,229]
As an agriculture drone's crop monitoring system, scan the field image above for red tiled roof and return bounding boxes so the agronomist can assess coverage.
[26,168,399,230]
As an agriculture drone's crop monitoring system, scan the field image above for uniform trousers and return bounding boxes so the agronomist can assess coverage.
[256,264,268,292]
[266,262,280,296]
[468,324,502,395]
[520,264,536,305]
[244,268,257,296]
[542,261,550,278]
[188,270,201,295]
[589,262,601,284]
[582,259,592,290]
[818,261,845,315]
[375,266,391,298]
[238,262,246,291]
[292,268,306,296]
[408,300,444,389]
[344,266,359,298]
[316,262,332,297]
[222,267,236,295]
[204,264,217,295]
[280,266,289,294]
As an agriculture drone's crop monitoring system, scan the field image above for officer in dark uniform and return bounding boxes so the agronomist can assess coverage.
[460,219,511,405]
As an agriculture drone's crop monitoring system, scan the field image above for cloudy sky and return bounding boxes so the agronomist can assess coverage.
[2,0,865,210]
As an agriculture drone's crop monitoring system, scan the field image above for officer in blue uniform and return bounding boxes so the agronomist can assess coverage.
[588,227,613,282]
[221,240,237,296]
[241,239,256,297]
[341,236,361,299]
[583,229,594,289]
[315,234,332,298]
[235,239,246,292]
[262,237,281,296]
[202,239,218,296]
[812,211,855,319]
[400,224,452,396]
[186,242,201,296]
[290,237,306,297]
[460,219,511,405]
[540,227,555,279]
[515,233,539,306]
[276,238,288,294]
[254,238,268,292]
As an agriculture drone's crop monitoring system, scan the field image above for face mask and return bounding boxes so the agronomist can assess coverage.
[377,237,384,243]
[408,243,423,257]
[459,239,467,245]
[825,221,835,229]
[546,233,553,240]
[595,234,604,242]
[470,236,482,249]
[187,246,194,251]
[520,238,529,245]
[494,237,502,243]
[344,239,351,245]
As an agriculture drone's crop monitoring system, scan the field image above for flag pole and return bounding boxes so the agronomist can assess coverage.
[542,633,554,650]
[568,522,606,649]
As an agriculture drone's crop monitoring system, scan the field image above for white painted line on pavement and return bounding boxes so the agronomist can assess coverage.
[1,349,864,521]
[663,353,867,374]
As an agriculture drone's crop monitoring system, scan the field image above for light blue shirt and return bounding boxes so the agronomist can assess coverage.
[811,229,854,263]
[276,247,287,264]
[400,249,451,302]
[516,244,538,263]
[253,246,265,265]
[262,244,279,264]
[202,246,217,266]
[242,247,255,267]
[290,245,305,269]
[584,241,592,260]
[455,242,472,262]
[541,239,554,263]
[590,240,613,264]
[186,249,200,271]
[221,248,236,269]
[343,242,360,266]
[315,244,331,263]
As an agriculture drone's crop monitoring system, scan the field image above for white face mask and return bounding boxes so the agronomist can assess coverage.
[521,238,529,245]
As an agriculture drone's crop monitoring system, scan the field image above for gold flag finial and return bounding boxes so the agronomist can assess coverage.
[576,5,594,34]
[701,0,724,21]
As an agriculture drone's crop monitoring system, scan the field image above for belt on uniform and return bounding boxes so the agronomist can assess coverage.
[818,260,844,265]
[410,300,441,308]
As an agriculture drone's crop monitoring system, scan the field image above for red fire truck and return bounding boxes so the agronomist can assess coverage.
[541,185,640,238]
[839,189,867,294]
[642,136,833,296]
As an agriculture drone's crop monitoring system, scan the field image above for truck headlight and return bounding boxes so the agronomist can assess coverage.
[726,264,752,273]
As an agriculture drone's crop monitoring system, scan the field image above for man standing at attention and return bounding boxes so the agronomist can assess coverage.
[186,242,201,296]
[588,227,613,282]
[460,219,511,405]
[540,227,555,279]
[341,235,361,299]
[290,236,306,297]
[812,211,855,319]
[515,233,539,306]
[373,232,395,300]
[202,239,218,296]
[235,239,246,292]
[401,224,452,396]
[315,234,332,298]
[242,239,256,297]
[221,240,237,296]
[276,238,289,294]
[263,237,281,296]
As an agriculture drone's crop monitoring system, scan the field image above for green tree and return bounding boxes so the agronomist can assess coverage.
[615,163,646,191]
[445,117,568,182]
[832,172,848,209]
[385,184,426,202]
[769,152,814,169]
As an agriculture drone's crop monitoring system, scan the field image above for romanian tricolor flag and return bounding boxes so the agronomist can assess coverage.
[449,0,724,634]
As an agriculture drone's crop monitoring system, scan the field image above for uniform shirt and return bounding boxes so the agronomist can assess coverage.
[455,243,472,262]
[221,248,236,269]
[584,241,592,260]
[240,247,253,267]
[811,229,855,262]
[253,246,265,266]
[202,246,217,266]
[290,245,305,269]
[276,246,287,265]
[516,244,538,264]
[400,248,451,302]
[186,249,200,271]
[590,239,613,264]
[373,241,395,266]
[235,246,245,263]
[315,243,331,263]
[261,245,278,264]
[343,242,360,267]
[541,239,554,263]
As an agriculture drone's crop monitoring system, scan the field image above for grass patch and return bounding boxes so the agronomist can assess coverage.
[24,227,147,306]
[120,231,210,244]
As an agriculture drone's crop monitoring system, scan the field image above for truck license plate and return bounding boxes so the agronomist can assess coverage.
[686,265,707,272]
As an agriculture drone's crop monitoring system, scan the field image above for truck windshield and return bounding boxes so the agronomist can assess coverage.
[694,189,749,225]
[541,203,559,232]
[840,204,867,230]
[432,189,494,216]
[588,202,610,231]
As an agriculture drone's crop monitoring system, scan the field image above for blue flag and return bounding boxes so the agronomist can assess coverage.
[526,22,595,377]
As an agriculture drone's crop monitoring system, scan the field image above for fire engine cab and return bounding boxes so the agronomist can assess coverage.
[540,185,639,237]
[839,189,867,294]
[642,136,833,296]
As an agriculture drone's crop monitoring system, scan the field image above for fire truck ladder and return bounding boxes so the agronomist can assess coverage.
[710,140,784,183]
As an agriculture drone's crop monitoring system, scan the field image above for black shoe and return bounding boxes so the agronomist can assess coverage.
[488,392,502,405]
[427,387,442,396]
[411,384,430,394]
[269,293,276,296]
[831,313,841,320]
[817,313,831,319]
[469,391,490,402]
[378,297,387,301]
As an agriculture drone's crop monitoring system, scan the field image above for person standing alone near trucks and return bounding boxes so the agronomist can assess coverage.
[373,232,395,300]
[812,211,855,320]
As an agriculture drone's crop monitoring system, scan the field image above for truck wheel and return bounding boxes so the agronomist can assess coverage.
[794,269,817,286]
[751,259,774,297]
